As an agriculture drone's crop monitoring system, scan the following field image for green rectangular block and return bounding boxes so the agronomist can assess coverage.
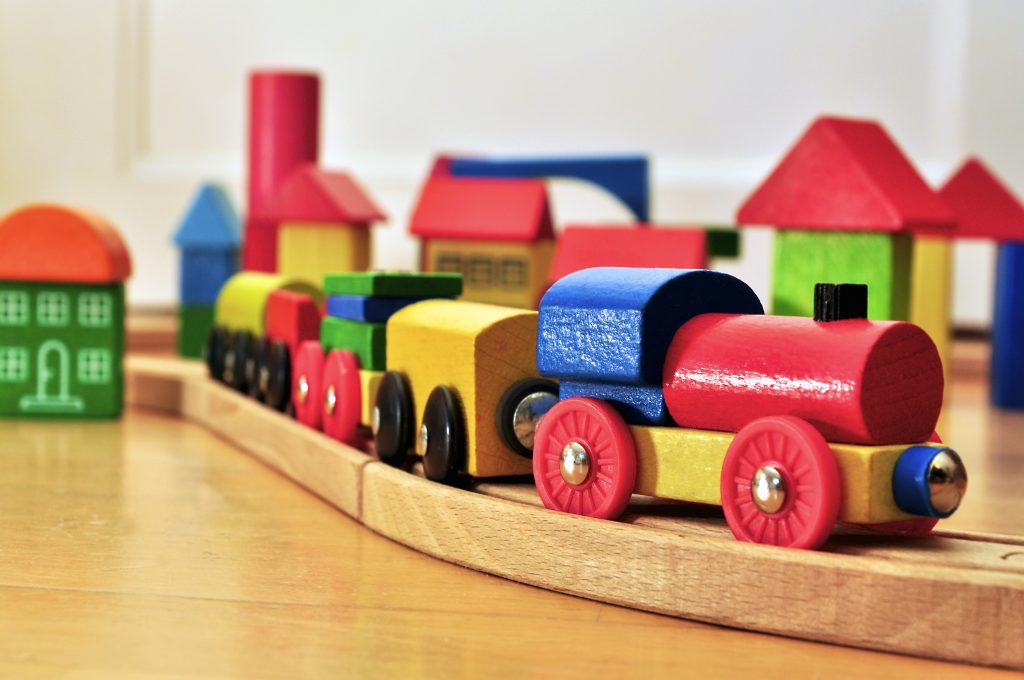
[0,281,125,418]
[178,305,215,359]
[772,230,910,320]
[321,316,386,370]
[324,271,463,298]
[704,227,741,258]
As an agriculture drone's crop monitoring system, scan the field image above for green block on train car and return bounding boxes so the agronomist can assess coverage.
[323,272,463,298]
[321,316,386,370]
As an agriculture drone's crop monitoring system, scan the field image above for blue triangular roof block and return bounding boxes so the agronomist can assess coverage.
[173,183,241,249]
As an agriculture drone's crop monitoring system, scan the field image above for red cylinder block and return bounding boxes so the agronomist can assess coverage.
[662,314,943,446]
[243,71,320,272]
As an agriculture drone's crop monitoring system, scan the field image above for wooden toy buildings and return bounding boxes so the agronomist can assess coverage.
[173,184,240,358]
[0,205,132,417]
[737,116,955,326]
[939,158,1024,408]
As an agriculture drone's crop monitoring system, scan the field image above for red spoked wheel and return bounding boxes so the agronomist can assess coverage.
[721,416,841,550]
[321,349,362,446]
[293,341,325,430]
[532,398,636,520]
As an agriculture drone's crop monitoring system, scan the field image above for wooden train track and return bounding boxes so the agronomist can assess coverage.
[125,355,1024,671]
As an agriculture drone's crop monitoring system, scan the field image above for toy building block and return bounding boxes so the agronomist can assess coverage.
[324,271,463,298]
[559,380,670,425]
[320,316,386,371]
[215,272,322,336]
[409,177,554,308]
[908,234,953,375]
[737,116,955,319]
[0,204,132,418]
[447,154,650,222]
[268,164,386,285]
[704,227,742,258]
[325,294,446,323]
[243,71,320,272]
[265,289,321,360]
[939,158,1024,408]
[178,306,215,359]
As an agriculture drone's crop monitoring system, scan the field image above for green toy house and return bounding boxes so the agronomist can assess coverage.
[0,205,132,418]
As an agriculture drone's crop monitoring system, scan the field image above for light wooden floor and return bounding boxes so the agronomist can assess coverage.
[0,339,1021,678]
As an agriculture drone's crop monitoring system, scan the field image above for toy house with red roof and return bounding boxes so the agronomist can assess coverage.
[410,176,555,308]
[268,163,386,286]
[939,157,1024,408]
[737,116,955,327]
[0,204,132,418]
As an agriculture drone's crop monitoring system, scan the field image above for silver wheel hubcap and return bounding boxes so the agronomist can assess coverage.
[751,465,786,514]
[417,423,429,456]
[324,385,337,415]
[560,441,590,486]
[297,375,309,404]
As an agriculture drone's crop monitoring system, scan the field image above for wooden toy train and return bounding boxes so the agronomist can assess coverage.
[204,267,967,551]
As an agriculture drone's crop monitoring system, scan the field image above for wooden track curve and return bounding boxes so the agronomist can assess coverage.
[125,356,1024,671]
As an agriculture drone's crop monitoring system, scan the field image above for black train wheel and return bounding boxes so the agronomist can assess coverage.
[496,378,559,458]
[246,336,270,401]
[420,385,466,485]
[374,371,412,468]
[263,340,291,412]
[226,329,253,393]
[205,325,229,382]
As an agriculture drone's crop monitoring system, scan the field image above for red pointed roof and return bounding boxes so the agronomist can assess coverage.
[939,158,1024,242]
[410,177,554,242]
[737,116,955,233]
[0,204,132,283]
[548,226,707,285]
[268,164,386,226]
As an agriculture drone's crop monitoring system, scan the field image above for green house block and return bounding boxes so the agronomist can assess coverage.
[705,227,742,258]
[772,230,910,320]
[321,316,386,370]
[324,271,463,298]
[0,281,125,418]
[178,305,215,359]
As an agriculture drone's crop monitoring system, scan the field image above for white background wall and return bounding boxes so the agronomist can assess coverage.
[0,0,1022,328]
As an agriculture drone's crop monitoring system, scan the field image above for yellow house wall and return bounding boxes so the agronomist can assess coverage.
[278,222,371,287]
[424,238,554,309]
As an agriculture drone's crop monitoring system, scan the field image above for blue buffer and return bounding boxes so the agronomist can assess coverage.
[449,155,650,222]
[326,294,448,323]
[560,380,670,426]
[991,241,1024,408]
[537,268,764,385]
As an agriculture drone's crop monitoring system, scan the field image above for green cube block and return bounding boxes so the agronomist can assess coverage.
[324,271,463,298]
[705,227,741,258]
[321,316,386,370]
[0,281,125,418]
[178,305,215,359]
[772,230,910,320]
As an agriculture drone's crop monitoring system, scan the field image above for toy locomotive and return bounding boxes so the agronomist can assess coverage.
[205,267,967,551]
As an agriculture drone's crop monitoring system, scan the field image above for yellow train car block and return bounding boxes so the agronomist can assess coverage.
[214,272,322,335]
[909,235,952,377]
[424,238,554,309]
[278,222,371,286]
[387,299,539,477]
[359,369,383,427]
[631,424,940,525]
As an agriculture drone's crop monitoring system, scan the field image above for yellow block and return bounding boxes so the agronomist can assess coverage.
[278,222,371,287]
[424,238,554,309]
[214,272,322,335]
[909,235,952,377]
[386,299,539,477]
[631,425,940,524]
[359,369,383,427]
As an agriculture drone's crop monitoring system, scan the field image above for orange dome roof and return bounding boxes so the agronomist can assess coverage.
[0,204,132,283]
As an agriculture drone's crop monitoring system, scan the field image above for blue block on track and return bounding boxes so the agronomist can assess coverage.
[180,249,237,305]
[991,241,1024,408]
[559,380,669,426]
[326,294,442,323]
[538,268,764,385]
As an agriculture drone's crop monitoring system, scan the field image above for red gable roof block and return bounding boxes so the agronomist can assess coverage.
[410,177,553,242]
[548,226,707,285]
[268,164,386,226]
[738,116,955,233]
[939,158,1024,242]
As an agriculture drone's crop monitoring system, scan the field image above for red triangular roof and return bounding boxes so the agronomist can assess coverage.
[268,164,386,225]
[0,204,132,283]
[737,116,955,233]
[548,226,706,285]
[409,177,554,242]
[939,158,1024,242]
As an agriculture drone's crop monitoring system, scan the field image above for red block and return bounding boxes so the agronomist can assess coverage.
[939,158,1024,242]
[662,313,943,445]
[243,71,320,272]
[410,177,553,242]
[265,289,322,360]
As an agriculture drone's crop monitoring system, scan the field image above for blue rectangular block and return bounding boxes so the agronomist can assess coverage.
[991,241,1024,408]
[325,294,443,323]
[180,249,237,305]
[559,380,670,426]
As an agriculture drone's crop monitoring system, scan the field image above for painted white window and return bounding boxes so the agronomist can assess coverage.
[0,346,29,382]
[0,291,29,326]
[77,348,112,384]
[37,292,70,327]
[78,293,113,328]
